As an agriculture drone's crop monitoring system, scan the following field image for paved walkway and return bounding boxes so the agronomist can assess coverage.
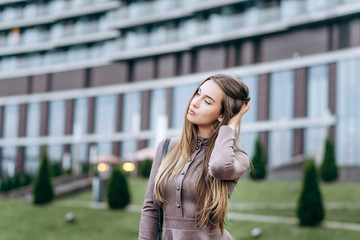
[57,200,360,231]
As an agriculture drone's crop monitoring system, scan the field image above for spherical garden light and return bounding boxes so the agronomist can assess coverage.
[122,162,135,172]
[97,163,109,173]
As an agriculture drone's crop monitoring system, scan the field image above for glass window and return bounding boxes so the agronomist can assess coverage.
[95,95,117,135]
[2,147,16,177]
[240,76,258,158]
[48,100,66,137]
[172,84,198,129]
[336,58,360,165]
[25,146,40,175]
[48,145,63,162]
[268,70,294,167]
[97,142,112,155]
[3,105,19,139]
[73,98,88,137]
[1,105,19,176]
[121,92,141,158]
[305,65,329,161]
[148,88,167,148]
[150,89,167,130]
[26,102,41,137]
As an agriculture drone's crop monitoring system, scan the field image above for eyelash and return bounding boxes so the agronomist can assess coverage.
[196,90,211,105]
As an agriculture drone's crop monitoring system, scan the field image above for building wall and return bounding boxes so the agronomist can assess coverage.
[1,6,360,176]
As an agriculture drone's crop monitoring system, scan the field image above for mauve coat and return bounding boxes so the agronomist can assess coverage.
[138,126,250,240]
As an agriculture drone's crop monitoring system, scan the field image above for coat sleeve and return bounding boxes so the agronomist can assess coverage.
[208,126,250,181]
[138,139,165,240]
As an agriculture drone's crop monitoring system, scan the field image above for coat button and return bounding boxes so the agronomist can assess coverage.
[176,186,180,190]
[188,158,191,162]
[197,139,201,143]
[177,204,180,208]
[181,171,185,175]
[195,146,199,150]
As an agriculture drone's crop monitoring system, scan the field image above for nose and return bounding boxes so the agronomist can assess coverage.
[191,97,200,108]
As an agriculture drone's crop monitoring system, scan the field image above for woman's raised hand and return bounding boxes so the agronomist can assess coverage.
[227,103,250,131]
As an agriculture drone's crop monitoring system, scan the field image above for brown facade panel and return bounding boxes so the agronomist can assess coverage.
[51,70,86,91]
[257,74,269,121]
[240,40,255,65]
[113,142,120,156]
[331,23,340,50]
[65,99,74,135]
[91,63,129,87]
[167,88,173,128]
[0,77,28,96]
[87,97,95,134]
[259,132,268,164]
[227,44,237,68]
[141,91,150,131]
[116,94,123,132]
[158,55,176,78]
[294,68,307,118]
[349,18,360,47]
[133,58,156,81]
[293,68,307,157]
[32,74,48,93]
[40,102,49,136]
[329,62,337,141]
[18,104,27,137]
[16,147,25,174]
[196,45,226,72]
[261,27,328,62]
[293,129,304,157]
[179,52,192,75]
[0,106,3,138]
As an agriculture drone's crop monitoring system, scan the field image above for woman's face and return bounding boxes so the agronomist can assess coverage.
[187,80,224,133]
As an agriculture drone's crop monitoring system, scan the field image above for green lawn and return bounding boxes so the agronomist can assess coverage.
[0,177,359,240]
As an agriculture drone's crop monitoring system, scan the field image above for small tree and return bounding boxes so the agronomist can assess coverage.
[249,137,267,180]
[139,158,153,178]
[33,147,54,205]
[107,164,130,209]
[297,158,325,226]
[320,137,338,182]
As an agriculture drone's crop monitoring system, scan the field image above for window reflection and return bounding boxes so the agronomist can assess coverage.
[121,92,141,158]
[337,58,360,165]
[48,100,66,137]
[95,95,117,135]
[268,70,294,167]
[240,76,258,159]
[305,65,329,162]
[172,84,197,129]
[25,146,40,175]
[26,102,41,137]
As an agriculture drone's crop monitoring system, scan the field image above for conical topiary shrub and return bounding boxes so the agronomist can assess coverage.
[320,137,338,182]
[297,158,325,226]
[139,158,153,178]
[107,164,130,209]
[33,147,54,205]
[249,137,267,180]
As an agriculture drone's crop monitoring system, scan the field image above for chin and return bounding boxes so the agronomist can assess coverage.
[186,115,196,124]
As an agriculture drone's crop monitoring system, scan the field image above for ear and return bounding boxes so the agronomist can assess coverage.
[217,115,223,123]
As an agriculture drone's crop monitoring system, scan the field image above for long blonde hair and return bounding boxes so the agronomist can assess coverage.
[153,74,250,234]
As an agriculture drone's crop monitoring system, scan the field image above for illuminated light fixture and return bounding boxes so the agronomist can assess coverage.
[97,163,109,172]
[11,27,20,34]
[123,162,135,172]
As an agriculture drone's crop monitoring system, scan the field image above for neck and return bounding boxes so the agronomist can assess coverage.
[197,126,211,138]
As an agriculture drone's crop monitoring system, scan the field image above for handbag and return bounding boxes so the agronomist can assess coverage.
[156,138,171,240]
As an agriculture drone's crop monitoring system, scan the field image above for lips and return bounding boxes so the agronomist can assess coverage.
[188,108,196,115]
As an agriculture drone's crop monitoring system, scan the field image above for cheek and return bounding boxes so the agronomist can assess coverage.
[206,106,222,119]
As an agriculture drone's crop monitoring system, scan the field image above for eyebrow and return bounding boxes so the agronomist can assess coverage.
[198,87,216,102]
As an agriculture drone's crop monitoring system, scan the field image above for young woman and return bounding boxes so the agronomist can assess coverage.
[139,74,251,240]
